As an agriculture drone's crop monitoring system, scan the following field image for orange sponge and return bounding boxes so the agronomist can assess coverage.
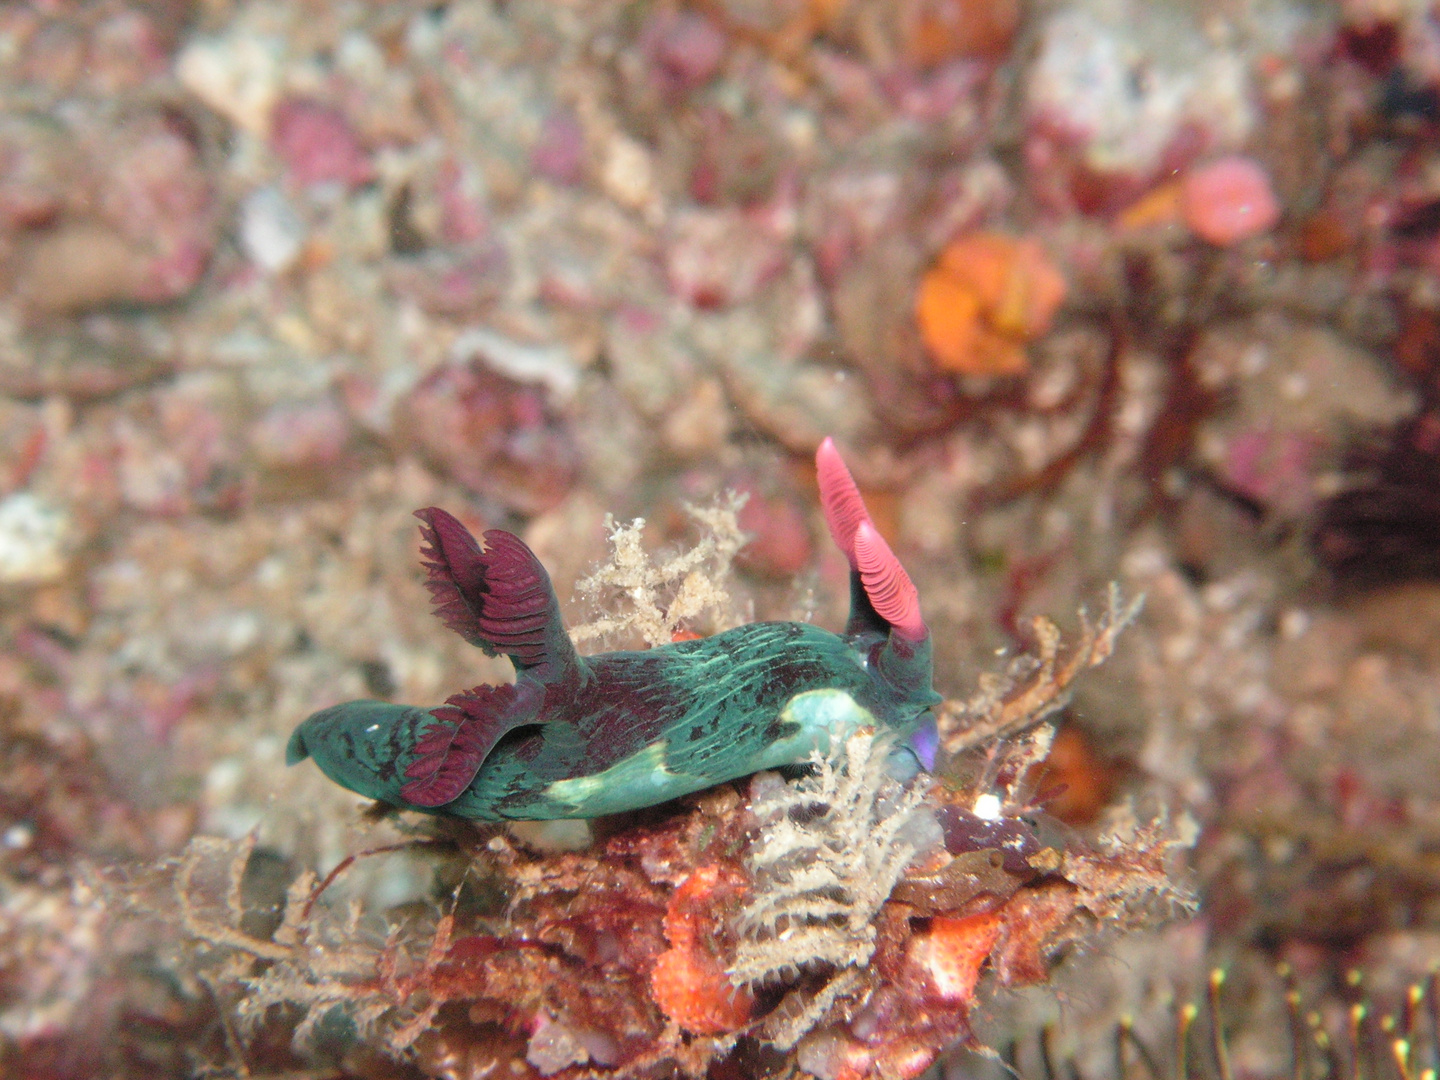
[906,910,1002,1003]
[649,865,754,1035]
[916,232,1066,376]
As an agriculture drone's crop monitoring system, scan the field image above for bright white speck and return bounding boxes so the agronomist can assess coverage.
[0,493,69,584]
[3,823,33,849]
[239,185,305,273]
[366,724,380,733]
[973,793,1002,821]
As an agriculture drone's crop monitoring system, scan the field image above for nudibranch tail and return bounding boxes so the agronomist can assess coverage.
[287,699,463,807]
[854,521,926,642]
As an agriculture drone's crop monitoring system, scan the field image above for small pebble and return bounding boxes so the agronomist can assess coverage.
[527,1013,591,1076]
[0,493,70,585]
[450,327,580,403]
[175,32,283,137]
[601,133,656,211]
[239,186,305,273]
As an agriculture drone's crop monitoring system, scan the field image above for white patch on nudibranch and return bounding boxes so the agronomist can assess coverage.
[536,690,884,817]
[544,741,683,811]
[754,689,877,769]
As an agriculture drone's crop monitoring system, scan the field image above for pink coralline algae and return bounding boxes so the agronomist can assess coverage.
[270,99,374,190]
[665,207,788,309]
[735,483,814,579]
[530,109,586,187]
[1220,427,1322,517]
[1180,156,1281,246]
[399,360,577,516]
[642,11,728,96]
[248,398,353,471]
[8,110,214,314]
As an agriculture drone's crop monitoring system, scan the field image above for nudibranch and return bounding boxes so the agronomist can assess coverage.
[286,439,941,820]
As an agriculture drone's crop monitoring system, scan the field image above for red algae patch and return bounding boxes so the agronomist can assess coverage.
[1180,156,1281,246]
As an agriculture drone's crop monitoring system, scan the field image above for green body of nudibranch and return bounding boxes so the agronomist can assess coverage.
[287,439,940,820]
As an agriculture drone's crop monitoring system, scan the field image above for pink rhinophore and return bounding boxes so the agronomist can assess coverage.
[854,522,926,643]
[815,436,871,569]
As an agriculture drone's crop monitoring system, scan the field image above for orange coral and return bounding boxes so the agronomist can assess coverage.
[651,948,752,1035]
[649,864,754,1035]
[916,232,1066,376]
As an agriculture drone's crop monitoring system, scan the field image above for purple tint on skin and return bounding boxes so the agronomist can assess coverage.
[909,719,938,772]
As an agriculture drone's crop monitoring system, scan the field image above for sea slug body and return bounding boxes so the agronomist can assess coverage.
[287,439,940,820]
